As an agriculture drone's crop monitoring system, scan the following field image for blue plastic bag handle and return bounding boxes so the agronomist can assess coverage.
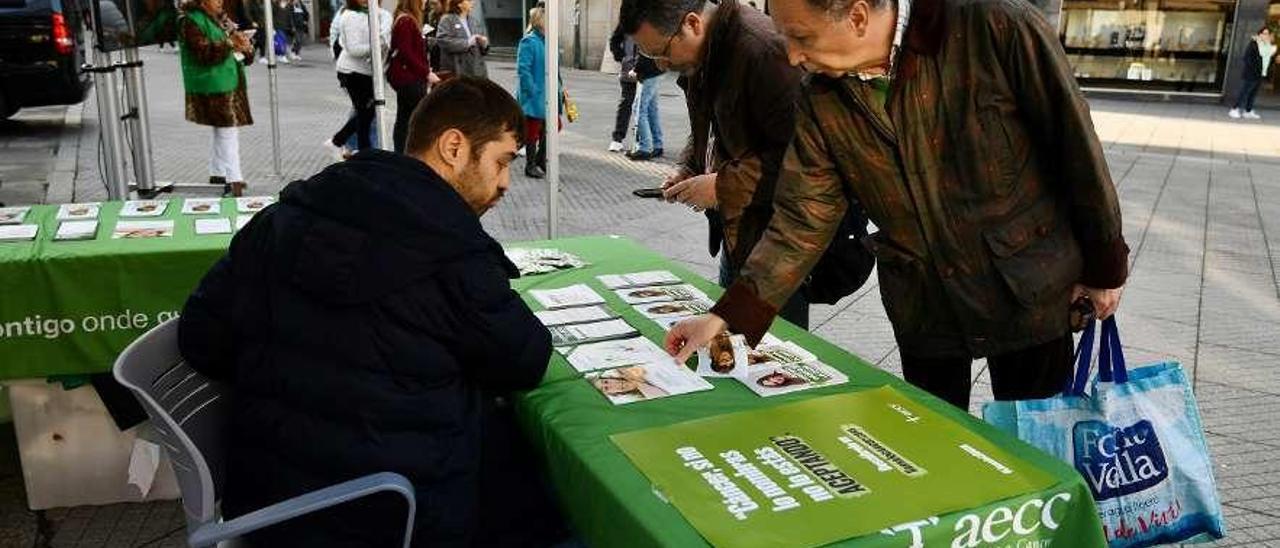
[1098,317,1128,383]
[1067,320,1096,396]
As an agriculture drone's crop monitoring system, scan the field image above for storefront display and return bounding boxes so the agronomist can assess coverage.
[1059,0,1238,93]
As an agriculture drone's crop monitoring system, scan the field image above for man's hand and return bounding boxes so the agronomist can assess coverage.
[666,313,728,363]
[428,71,441,84]
[475,34,489,48]
[663,173,717,210]
[662,168,694,191]
[1073,284,1123,320]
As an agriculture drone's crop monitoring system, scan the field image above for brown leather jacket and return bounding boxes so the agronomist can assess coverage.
[675,0,802,270]
[711,0,1129,358]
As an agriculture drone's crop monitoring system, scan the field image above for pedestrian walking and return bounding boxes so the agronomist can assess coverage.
[627,56,665,161]
[271,0,294,63]
[607,22,639,153]
[436,0,489,79]
[324,0,390,160]
[516,2,564,179]
[388,0,436,152]
[288,0,308,60]
[1229,27,1276,120]
[177,0,255,197]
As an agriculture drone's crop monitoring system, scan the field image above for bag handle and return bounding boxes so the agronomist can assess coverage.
[1097,317,1129,383]
[1065,317,1129,396]
[1066,320,1096,396]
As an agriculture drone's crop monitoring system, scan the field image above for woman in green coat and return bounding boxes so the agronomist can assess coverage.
[178,0,254,196]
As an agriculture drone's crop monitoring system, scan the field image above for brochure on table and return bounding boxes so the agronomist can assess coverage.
[55,220,99,241]
[0,206,31,225]
[113,220,174,239]
[566,337,672,373]
[531,284,607,310]
[535,305,616,327]
[586,362,713,405]
[182,198,222,215]
[611,386,1063,548]
[56,203,100,221]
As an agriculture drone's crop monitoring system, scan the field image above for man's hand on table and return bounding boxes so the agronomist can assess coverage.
[666,313,728,363]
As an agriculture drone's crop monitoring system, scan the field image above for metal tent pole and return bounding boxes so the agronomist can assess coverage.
[264,0,283,178]
[545,0,559,238]
[118,47,158,194]
[89,47,130,199]
[368,0,389,150]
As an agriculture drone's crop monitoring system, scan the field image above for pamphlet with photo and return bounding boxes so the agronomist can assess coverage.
[597,270,681,290]
[746,341,818,368]
[113,220,175,239]
[615,284,710,305]
[696,333,750,380]
[119,200,169,217]
[182,198,222,215]
[636,298,712,321]
[740,361,848,397]
[56,203,100,221]
[548,318,638,347]
[565,337,672,373]
[0,206,31,225]
[587,362,713,405]
[530,284,606,309]
[236,196,275,214]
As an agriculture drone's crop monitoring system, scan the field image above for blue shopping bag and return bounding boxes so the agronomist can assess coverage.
[273,30,288,57]
[983,318,1225,547]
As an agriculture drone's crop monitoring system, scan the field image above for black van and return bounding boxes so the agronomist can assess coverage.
[0,0,90,119]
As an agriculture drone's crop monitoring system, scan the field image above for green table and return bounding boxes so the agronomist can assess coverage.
[510,236,1106,548]
[0,199,237,379]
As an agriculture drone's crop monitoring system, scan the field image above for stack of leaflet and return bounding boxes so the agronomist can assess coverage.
[506,247,590,276]
[529,281,712,405]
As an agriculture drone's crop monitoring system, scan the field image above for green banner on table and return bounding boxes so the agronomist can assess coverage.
[0,201,234,379]
[613,386,1085,548]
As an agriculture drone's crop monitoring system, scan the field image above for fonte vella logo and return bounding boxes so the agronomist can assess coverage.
[1072,419,1169,501]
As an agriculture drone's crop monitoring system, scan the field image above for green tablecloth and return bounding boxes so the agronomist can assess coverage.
[509,236,1106,548]
[0,200,235,379]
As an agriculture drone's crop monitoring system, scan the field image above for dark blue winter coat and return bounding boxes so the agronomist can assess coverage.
[178,150,554,546]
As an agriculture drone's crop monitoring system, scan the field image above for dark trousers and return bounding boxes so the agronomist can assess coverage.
[525,117,548,172]
[901,334,1073,410]
[393,82,427,153]
[332,72,375,151]
[719,247,810,330]
[1234,79,1262,111]
[611,80,637,143]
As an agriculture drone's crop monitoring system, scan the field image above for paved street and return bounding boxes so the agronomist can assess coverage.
[1,43,1279,546]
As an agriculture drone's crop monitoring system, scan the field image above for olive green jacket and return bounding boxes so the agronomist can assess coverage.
[711,0,1129,358]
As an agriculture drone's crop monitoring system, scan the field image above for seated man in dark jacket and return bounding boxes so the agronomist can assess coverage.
[178,77,564,547]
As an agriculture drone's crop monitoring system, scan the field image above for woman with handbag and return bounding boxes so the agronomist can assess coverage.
[516,3,569,179]
[435,0,488,79]
[388,0,438,152]
[177,0,255,196]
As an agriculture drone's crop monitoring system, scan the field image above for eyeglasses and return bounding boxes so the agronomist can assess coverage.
[638,18,685,60]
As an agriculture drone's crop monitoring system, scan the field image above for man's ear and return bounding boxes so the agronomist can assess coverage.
[435,128,470,170]
[848,0,871,34]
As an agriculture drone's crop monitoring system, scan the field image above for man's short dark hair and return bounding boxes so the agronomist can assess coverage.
[619,0,706,34]
[405,77,524,158]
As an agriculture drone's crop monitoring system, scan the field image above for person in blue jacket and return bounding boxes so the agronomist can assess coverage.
[516,2,565,179]
[178,77,569,547]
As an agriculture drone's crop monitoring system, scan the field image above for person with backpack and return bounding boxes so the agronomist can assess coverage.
[324,0,390,160]
[388,0,438,152]
[607,22,639,153]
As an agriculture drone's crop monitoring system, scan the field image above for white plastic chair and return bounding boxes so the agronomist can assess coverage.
[113,318,416,548]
